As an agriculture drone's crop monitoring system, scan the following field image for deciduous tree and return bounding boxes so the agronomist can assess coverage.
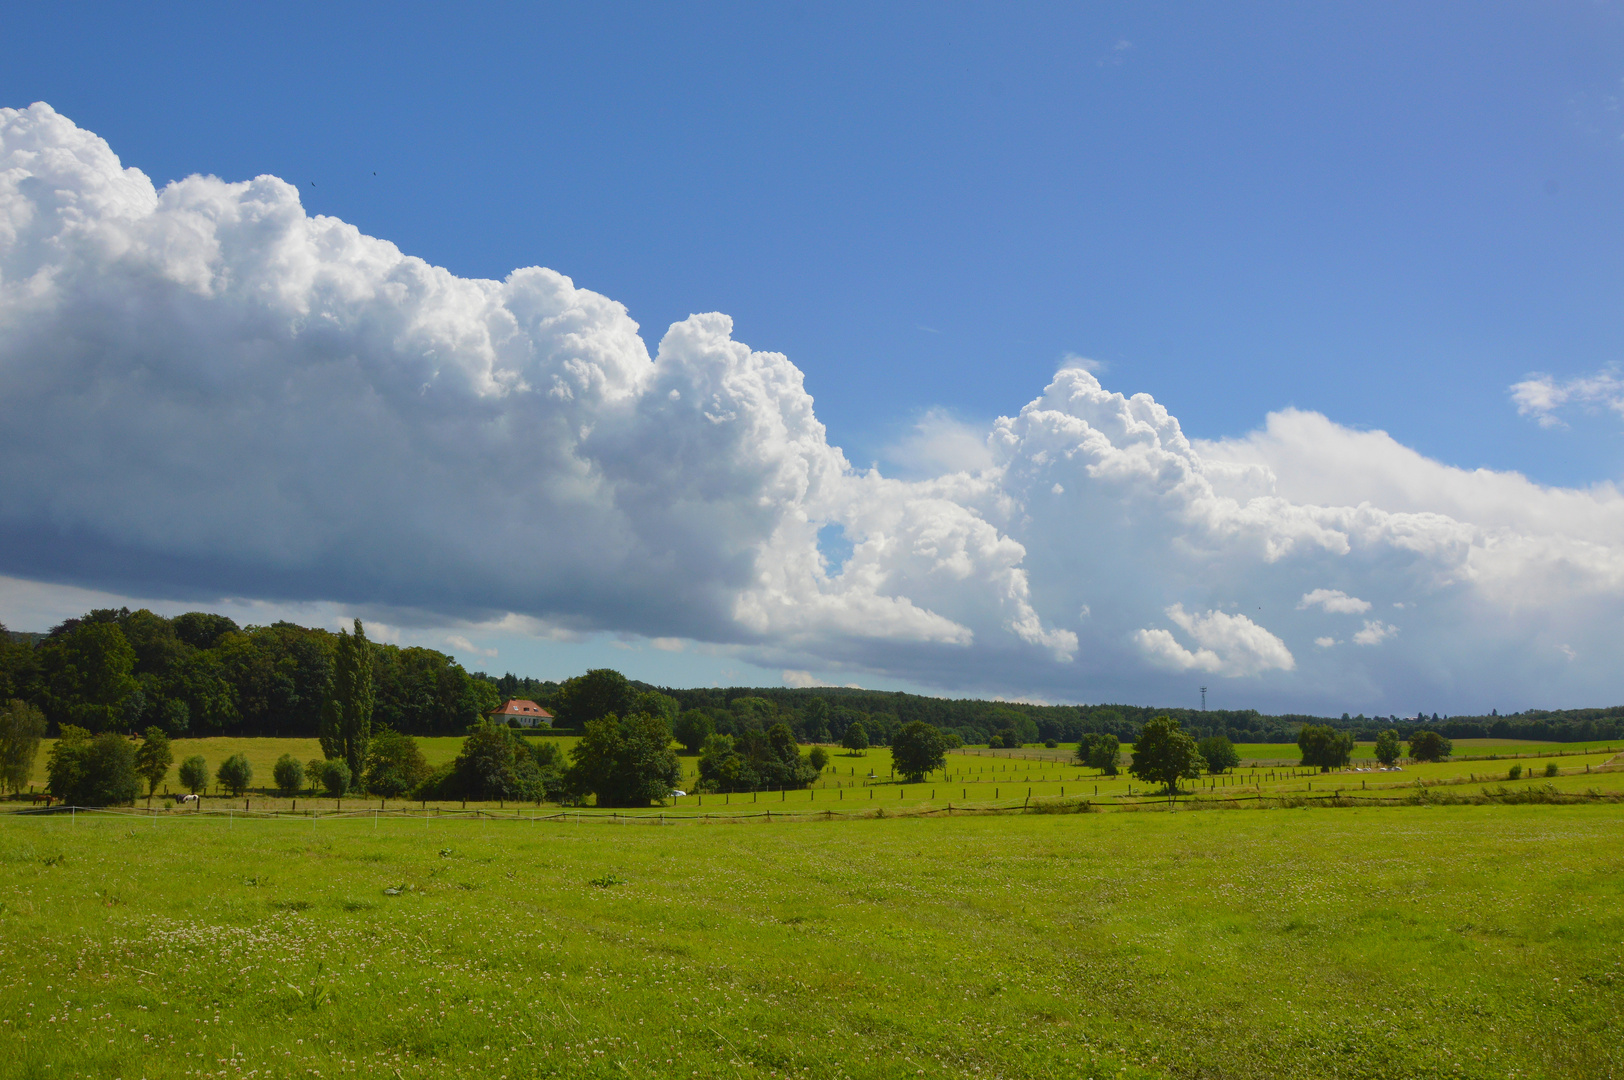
[364,728,431,797]
[47,725,140,805]
[1408,730,1452,762]
[216,753,253,796]
[1373,728,1402,766]
[1298,724,1354,771]
[673,710,715,754]
[1077,732,1120,775]
[566,713,682,807]
[134,727,173,795]
[273,754,305,796]
[1128,716,1203,796]
[178,754,209,795]
[319,619,374,779]
[0,698,47,794]
[891,721,947,781]
[1197,735,1240,774]
[551,668,633,731]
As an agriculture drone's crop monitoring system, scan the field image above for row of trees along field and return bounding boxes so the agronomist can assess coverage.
[1,606,1621,758]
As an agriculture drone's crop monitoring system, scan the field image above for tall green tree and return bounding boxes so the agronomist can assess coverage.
[38,621,139,732]
[891,721,948,781]
[319,619,375,778]
[1298,724,1354,771]
[365,728,431,797]
[1408,730,1452,762]
[566,713,682,807]
[46,725,140,805]
[550,668,633,731]
[801,696,831,742]
[0,699,47,794]
[842,721,869,754]
[1197,734,1240,774]
[273,754,306,797]
[1077,732,1120,775]
[435,721,544,802]
[134,727,173,796]
[216,753,253,796]
[1128,716,1204,796]
[178,755,209,795]
[673,710,715,754]
[1373,728,1403,766]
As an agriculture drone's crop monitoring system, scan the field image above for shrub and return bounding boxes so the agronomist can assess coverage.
[216,753,253,796]
[1044,739,1058,749]
[1298,725,1354,771]
[45,726,141,805]
[320,759,353,798]
[1508,764,1523,780]
[807,745,830,772]
[178,754,209,795]
[1197,735,1240,774]
[1078,732,1120,775]
[1545,761,1560,777]
[1408,730,1452,762]
[273,754,305,797]
[365,728,431,797]
[306,759,326,795]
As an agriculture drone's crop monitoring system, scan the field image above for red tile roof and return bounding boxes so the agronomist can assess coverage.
[491,699,553,719]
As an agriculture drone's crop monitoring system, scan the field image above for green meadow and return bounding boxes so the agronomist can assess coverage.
[19,738,1624,816]
[2,804,1622,1080]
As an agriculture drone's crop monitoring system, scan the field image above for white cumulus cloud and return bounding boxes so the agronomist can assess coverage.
[1298,589,1372,614]
[1134,604,1295,677]
[1352,620,1398,646]
[1510,368,1624,428]
[5,103,1624,712]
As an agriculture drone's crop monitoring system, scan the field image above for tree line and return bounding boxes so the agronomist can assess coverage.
[0,608,497,738]
[3,605,1617,787]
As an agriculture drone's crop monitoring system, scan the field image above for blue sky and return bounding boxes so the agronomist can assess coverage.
[3,3,1624,708]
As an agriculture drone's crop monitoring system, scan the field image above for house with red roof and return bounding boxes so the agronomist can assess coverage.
[490,699,554,728]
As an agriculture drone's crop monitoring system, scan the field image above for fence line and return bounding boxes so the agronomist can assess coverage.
[8,782,1622,827]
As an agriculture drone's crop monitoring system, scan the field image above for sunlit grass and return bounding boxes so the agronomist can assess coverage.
[2,805,1621,1079]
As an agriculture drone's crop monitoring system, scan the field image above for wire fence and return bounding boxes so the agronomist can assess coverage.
[8,775,1623,828]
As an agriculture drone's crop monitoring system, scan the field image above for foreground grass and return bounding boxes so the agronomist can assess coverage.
[2,806,1621,1080]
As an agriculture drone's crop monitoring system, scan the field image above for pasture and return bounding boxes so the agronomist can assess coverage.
[2,804,1621,1080]
[15,737,1624,815]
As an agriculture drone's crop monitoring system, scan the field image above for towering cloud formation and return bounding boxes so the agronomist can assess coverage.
[2,103,1621,710]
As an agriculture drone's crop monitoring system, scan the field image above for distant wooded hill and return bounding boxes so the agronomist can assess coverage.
[3,611,1617,743]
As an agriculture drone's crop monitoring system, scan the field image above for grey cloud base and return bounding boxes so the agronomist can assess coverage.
[3,103,1621,711]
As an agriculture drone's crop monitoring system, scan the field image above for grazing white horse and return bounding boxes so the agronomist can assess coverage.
[180,794,199,804]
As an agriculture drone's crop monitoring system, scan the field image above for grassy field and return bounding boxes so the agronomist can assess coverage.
[16,738,1624,815]
[2,804,1621,1079]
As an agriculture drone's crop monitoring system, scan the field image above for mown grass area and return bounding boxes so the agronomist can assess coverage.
[3,805,1622,1080]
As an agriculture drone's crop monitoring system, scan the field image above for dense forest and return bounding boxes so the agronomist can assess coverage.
[0,608,497,737]
[3,608,1620,744]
